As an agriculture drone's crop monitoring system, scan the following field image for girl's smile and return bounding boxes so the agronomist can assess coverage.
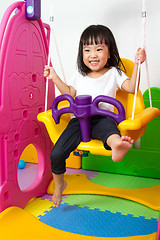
[89,60,99,67]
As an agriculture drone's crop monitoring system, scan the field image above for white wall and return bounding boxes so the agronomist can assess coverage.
[1,0,160,94]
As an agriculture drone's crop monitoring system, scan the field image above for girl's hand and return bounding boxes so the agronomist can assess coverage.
[44,65,57,80]
[135,48,146,64]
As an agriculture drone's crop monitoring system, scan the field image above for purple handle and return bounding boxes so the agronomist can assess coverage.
[52,94,74,123]
[92,95,125,124]
[52,94,125,142]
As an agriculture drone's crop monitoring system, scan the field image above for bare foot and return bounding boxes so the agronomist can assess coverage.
[111,136,134,162]
[52,181,67,207]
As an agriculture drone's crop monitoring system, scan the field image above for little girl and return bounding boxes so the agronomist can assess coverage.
[44,25,146,207]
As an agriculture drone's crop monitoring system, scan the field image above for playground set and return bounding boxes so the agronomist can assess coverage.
[0,0,160,239]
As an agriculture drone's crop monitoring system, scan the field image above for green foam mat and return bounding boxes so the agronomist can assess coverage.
[62,194,159,219]
[90,172,160,189]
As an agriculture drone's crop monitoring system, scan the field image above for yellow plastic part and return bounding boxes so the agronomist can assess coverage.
[47,173,160,211]
[0,206,157,240]
[20,144,38,163]
[37,58,160,156]
[66,151,82,169]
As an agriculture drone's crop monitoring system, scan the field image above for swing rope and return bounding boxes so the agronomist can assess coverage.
[44,0,66,113]
[132,0,152,120]
[142,0,152,109]
[44,0,53,113]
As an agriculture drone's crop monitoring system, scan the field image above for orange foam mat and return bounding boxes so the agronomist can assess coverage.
[0,207,157,240]
[48,173,160,210]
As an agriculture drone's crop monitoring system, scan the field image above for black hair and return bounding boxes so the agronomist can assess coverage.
[77,25,125,75]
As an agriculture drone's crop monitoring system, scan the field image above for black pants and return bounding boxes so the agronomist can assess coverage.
[50,116,121,174]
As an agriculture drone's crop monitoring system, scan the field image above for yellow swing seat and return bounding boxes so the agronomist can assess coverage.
[37,59,160,156]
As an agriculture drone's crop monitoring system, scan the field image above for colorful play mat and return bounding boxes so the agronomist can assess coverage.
[24,166,159,238]
[0,164,159,239]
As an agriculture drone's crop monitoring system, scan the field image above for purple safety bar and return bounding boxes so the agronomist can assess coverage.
[52,94,125,142]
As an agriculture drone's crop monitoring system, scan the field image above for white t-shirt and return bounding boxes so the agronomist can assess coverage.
[67,67,128,112]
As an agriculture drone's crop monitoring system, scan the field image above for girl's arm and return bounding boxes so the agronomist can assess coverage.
[121,48,146,93]
[44,65,76,97]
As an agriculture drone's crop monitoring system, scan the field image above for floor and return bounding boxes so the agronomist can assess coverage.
[18,163,159,238]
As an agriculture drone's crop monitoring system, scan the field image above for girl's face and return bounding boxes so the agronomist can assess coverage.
[83,40,110,75]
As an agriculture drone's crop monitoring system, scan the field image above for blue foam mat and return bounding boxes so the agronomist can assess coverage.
[38,203,158,238]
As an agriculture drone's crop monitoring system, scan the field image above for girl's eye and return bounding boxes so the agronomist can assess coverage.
[84,49,90,52]
[97,48,102,52]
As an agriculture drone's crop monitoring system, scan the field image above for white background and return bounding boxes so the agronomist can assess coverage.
[0,0,160,94]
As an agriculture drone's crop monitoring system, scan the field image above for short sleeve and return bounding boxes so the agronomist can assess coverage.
[116,69,128,89]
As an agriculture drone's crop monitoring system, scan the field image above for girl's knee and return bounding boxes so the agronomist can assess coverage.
[51,147,65,161]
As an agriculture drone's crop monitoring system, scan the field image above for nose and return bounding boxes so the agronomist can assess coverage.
[90,50,98,58]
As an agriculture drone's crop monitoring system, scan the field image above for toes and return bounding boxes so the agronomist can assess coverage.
[121,136,125,140]
[54,200,61,208]
[52,196,61,208]
[121,136,129,141]
[121,136,133,144]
